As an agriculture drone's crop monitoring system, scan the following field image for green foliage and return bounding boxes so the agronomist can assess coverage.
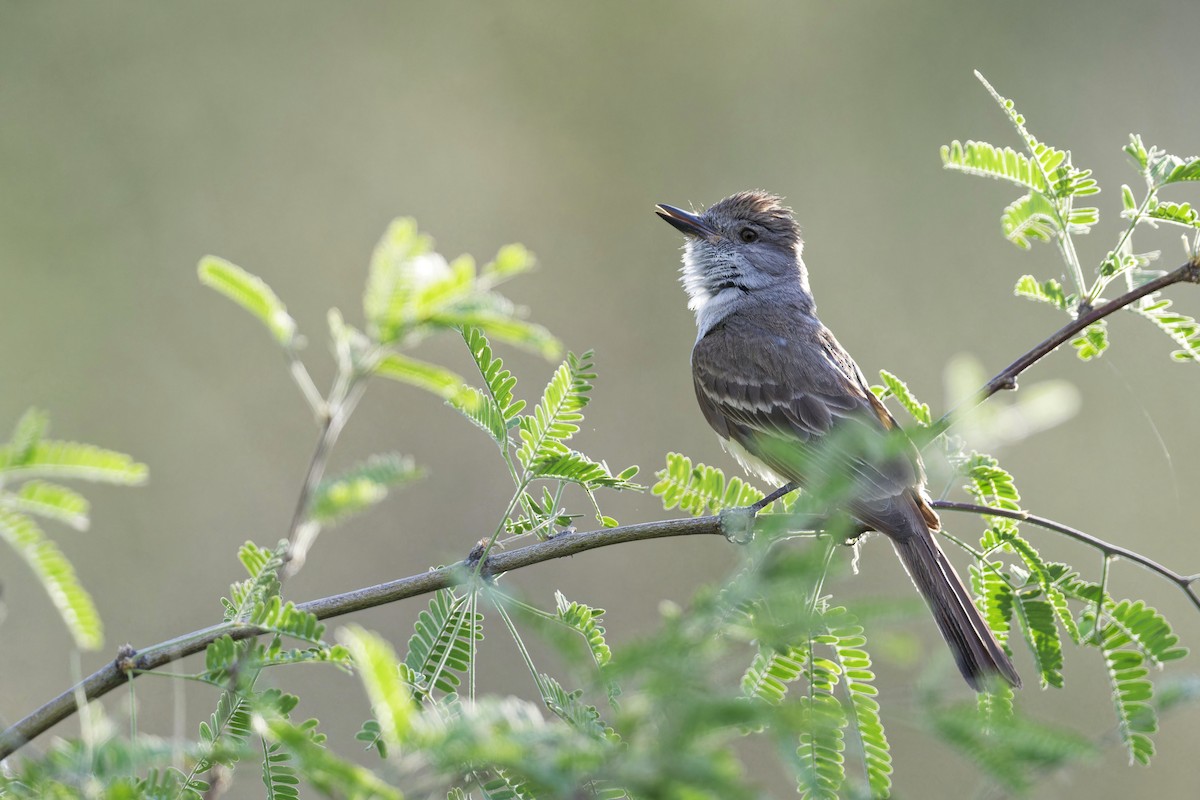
[0,507,103,650]
[945,77,1200,365]
[1014,274,1070,310]
[516,350,595,470]
[653,451,773,516]
[825,607,892,798]
[1132,294,1200,361]
[404,588,484,697]
[0,408,145,650]
[555,591,611,668]
[340,625,415,748]
[222,540,287,624]
[262,716,401,800]
[373,350,466,398]
[363,217,559,356]
[450,326,527,446]
[925,699,1096,793]
[525,451,640,494]
[962,452,1021,512]
[310,453,423,526]
[1071,320,1109,361]
[871,369,931,426]
[199,256,299,347]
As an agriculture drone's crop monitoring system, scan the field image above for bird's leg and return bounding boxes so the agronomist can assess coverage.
[718,481,800,544]
[749,481,800,514]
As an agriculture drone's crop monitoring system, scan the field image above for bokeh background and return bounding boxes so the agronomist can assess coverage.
[4,2,1200,796]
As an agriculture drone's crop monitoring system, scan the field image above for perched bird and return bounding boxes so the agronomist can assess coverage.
[656,190,1020,690]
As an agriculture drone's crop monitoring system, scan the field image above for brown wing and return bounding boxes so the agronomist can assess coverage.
[692,316,931,517]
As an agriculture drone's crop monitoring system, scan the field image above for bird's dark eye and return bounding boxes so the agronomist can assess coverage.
[738,227,759,243]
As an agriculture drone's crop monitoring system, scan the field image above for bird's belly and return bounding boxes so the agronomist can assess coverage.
[720,436,789,487]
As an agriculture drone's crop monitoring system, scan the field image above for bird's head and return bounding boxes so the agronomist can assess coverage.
[656,190,809,320]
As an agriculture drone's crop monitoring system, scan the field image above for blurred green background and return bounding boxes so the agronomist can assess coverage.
[4,1,1200,796]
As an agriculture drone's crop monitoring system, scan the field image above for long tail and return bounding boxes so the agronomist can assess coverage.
[888,514,1021,690]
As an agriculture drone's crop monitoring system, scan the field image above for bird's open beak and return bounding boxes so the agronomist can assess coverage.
[655,203,719,242]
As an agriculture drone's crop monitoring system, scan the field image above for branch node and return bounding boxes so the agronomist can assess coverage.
[1186,256,1200,283]
[115,643,138,674]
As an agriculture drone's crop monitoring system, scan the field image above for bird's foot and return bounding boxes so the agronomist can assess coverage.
[718,506,758,544]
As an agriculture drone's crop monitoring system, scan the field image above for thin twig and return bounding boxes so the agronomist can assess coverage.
[932,500,1200,612]
[933,258,1200,434]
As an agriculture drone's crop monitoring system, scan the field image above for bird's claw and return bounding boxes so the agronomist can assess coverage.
[718,506,757,544]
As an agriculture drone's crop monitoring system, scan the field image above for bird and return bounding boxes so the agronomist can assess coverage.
[656,190,1020,690]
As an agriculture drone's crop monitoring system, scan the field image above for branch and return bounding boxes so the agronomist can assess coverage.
[933,500,1200,612]
[0,515,723,760]
[933,258,1200,432]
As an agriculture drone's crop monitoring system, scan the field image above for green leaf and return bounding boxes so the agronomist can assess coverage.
[653,452,775,516]
[1095,615,1157,765]
[355,719,388,758]
[1107,600,1187,666]
[517,351,595,470]
[363,217,436,342]
[1000,192,1059,248]
[962,453,1021,512]
[528,450,642,492]
[222,540,288,624]
[0,440,147,485]
[941,140,1050,194]
[1121,183,1138,212]
[452,327,527,445]
[1124,134,1150,172]
[310,453,423,526]
[1071,320,1108,361]
[1146,199,1200,229]
[373,351,465,399]
[873,369,931,426]
[450,386,510,445]
[264,717,402,800]
[796,670,847,800]
[4,480,90,530]
[971,561,1015,650]
[928,700,1095,791]
[9,407,49,464]
[0,507,102,649]
[1148,151,1200,187]
[482,243,536,282]
[480,768,539,800]
[362,219,559,357]
[825,607,891,799]
[1132,294,1200,362]
[339,625,414,747]
[1012,594,1064,689]
[555,591,611,667]
[1014,275,1069,310]
[404,589,484,697]
[448,313,560,360]
[973,72,1098,200]
[198,256,298,347]
[261,735,299,800]
[536,673,613,740]
[742,646,805,704]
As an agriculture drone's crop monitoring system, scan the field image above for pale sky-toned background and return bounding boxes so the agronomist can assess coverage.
[3,2,1200,796]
